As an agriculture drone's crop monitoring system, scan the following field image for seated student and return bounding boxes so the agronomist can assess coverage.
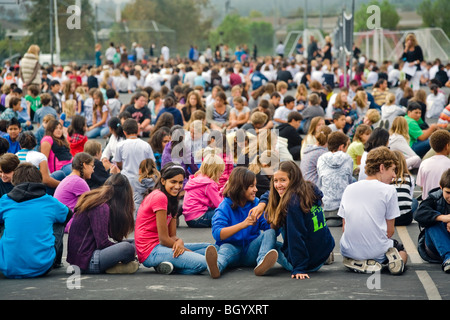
[67,173,138,274]
[358,128,390,181]
[414,169,450,273]
[317,131,354,227]
[133,158,159,218]
[0,153,19,198]
[277,111,303,161]
[4,117,22,154]
[301,116,326,159]
[347,124,372,172]
[33,93,58,127]
[328,110,346,133]
[15,132,61,193]
[405,102,439,158]
[155,96,183,127]
[100,117,125,164]
[298,92,325,134]
[161,125,198,187]
[0,163,71,278]
[248,150,279,199]
[273,95,296,126]
[380,93,406,130]
[67,115,88,157]
[40,119,73,176]
[135,163,211,275]
[264,161,335,280]
[416,130,450,200]
[35,114,56,151]
[227,96,250,130]
[241,111,269,134]
[182,153,225,228]
[347,109,380,142]
[205,167,278,279]
[388,116,422,171]
[300,125,332,185]
[113,118,156,190]
[391,151,417,226]
[338,146,407,275]
[0,97,32,130]
[84,140,119,190]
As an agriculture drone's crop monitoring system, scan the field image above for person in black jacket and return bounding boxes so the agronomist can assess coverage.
[414,168,450,273]
[277,111,303,160]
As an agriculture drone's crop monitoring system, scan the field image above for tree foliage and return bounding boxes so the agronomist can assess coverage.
[120,0,212,53]
[24,0,95,61]
[208,14,274,55]
[417,0,450,36]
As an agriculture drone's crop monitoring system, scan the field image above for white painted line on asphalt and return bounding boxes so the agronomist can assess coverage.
[396,226,423,264]
[416,270,442,300]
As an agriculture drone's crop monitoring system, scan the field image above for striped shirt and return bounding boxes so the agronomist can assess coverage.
[392,174,414,216]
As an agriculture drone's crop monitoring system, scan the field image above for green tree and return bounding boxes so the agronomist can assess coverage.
[24,0,95,61]
[354,0,400,31]
[208,14,274,55]
[417,0,450,36]
[120,0,212,54]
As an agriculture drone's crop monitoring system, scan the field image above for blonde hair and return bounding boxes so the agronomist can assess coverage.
[354,91,368,109]
[390,116,410,143]
[198,153,225,182]
[83,140,102,157]
[385,92,396,106]
[27,44,40,56]
[248,150,280,176]
[64,99,76,118]
[392,150,410,186]
[138,158,160,183]
[314,125,332,146]
[405,33,418,48]
[366,109,381,124]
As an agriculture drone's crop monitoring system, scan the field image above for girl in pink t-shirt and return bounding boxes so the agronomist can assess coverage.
[134,162,213,274]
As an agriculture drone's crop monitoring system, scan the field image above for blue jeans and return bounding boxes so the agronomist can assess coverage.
[185,208,216,228]
[86,126,110,139]
[425,222,450,263]
[143,242,211,274]
[86,240,136,274]
[215,229,276,273]
[46,170,66,195]
[412,139,431,158]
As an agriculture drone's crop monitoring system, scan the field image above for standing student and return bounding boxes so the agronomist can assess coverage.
[182,153,225,228]
[338,146,407,275]
[67,173,138,274]
[264,161,335,279]
[135,163,211,274]
[0,163,71,278]
[205,167,278,278]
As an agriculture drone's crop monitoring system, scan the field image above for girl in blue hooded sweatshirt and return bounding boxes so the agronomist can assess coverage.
[205,167,278,278]
[263,160,335,280]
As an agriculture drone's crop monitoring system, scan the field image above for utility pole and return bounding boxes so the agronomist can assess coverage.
[49,0,53,65]
[94,3,98,44]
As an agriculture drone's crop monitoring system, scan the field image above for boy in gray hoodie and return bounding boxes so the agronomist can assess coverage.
[317,131,354,226]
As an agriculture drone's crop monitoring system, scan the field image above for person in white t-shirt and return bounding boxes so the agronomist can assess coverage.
[113,119,155,192]
[416,130,450,200]
[338,146,407,275]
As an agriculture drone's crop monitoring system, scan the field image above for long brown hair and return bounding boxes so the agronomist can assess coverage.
[74,173,134,242]
[222,167,256,209]
[45,119,69,148]
[265,161,318,228]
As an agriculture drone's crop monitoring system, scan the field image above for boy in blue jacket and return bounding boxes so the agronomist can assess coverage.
[0,163,71,278]
[205,167,278,278]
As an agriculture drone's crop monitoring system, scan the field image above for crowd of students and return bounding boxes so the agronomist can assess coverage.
[0,34,450,280]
